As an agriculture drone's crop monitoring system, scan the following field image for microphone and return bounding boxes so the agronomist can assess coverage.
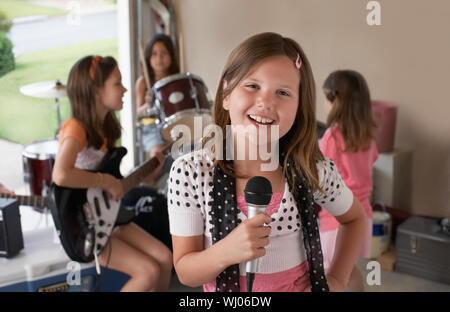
[244,176,272,292]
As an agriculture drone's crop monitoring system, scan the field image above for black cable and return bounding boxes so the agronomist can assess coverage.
[93,239,112,292]
[246,272,255,292]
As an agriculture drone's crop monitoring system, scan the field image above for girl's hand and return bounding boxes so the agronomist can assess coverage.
[0,183,15,196]
[144,92,152,106]
[218,213,272,266]
[147,147,165,179]
[102,174,124,201]
[137,103,151,117]
[325,274,346,292]
[296,273,346,292]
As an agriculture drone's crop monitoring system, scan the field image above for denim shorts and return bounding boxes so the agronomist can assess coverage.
[141,123,167,152]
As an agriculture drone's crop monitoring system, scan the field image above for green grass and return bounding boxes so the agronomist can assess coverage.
[0,0,68,19]
[0,37,118,144]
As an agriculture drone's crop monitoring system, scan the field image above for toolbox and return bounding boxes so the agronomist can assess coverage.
[395,216,450,285]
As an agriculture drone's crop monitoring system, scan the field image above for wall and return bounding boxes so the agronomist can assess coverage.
[171,0,450,217]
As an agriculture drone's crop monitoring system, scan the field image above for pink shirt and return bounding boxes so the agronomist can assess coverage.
[203,193,310,292]
[319,126,378,231]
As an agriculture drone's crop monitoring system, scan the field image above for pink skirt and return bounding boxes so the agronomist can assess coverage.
[203,260,311,292]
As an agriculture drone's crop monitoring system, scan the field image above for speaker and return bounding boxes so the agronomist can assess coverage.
[0,198,24,258]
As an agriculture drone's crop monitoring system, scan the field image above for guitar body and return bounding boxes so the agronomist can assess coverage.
[49,147,128,263]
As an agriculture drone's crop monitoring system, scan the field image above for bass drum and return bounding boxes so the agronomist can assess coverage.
[151,73,212,143]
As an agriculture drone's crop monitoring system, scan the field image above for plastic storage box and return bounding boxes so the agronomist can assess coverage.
[372,100,397,153]
[0,227,128,292]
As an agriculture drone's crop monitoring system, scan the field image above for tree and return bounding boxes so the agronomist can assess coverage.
[0,10,14,77]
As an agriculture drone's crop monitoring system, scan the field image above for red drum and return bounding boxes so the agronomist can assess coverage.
[22,139,59,196]
[151,73,212,142]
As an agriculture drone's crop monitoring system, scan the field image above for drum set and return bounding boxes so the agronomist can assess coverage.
[136,72,213,165]
[20,73,213,198]
[20,80,66,197]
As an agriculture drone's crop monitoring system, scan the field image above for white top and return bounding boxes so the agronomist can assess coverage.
[167,150,353,275]
[75,146,106,170]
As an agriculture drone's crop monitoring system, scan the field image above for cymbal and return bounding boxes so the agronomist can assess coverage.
[20,80,67,99]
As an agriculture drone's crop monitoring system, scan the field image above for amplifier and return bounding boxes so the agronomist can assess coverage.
[0,198,24,258]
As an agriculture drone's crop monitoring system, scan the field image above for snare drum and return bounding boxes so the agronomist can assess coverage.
[151,73,212,142]
[22,139,59,196]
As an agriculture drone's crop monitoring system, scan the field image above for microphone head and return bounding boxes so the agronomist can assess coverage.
[244,176,273,206]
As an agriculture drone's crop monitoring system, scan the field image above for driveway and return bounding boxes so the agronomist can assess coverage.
[8,10,117,57]
[1,2,117,192]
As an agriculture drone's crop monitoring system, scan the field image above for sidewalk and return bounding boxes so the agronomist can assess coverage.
[0,139,27,194]
[0,138,57,232]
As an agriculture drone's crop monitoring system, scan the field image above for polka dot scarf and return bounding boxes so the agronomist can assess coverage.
[283,163,330,292]
[210,166,241,292]
[211,159,329,292]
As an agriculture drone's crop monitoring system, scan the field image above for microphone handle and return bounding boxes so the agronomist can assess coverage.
[245,204,267,274]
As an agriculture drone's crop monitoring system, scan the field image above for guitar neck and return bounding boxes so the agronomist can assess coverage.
[121,157,160,194]
[120,144,172,194]
[0,193,48,211]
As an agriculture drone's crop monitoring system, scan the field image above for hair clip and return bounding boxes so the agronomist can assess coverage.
[295,53,302,69]
[89,55,101,81]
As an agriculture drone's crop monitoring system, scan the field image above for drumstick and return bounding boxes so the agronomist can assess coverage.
[138,39,151,93]
[179,31,185,73]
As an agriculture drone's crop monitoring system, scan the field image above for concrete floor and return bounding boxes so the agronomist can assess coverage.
[0,139,27,194]
[354,258,450,292]
[167,257,450,292]
[1,139,449,292]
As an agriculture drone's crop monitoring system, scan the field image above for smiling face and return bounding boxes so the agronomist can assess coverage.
[97,66,127,117]
[223,55,300,143]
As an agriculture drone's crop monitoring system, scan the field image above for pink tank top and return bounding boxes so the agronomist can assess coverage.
[203,192,310,292]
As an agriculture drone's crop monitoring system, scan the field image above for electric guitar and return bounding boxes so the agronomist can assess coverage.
[0,193,48,212]
[49,146,169,263]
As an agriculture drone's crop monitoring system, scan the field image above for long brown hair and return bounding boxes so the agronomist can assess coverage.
[144,34,179,86]
[67,55,121,149]
[212,32,323,192]
[323,70,377,152]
